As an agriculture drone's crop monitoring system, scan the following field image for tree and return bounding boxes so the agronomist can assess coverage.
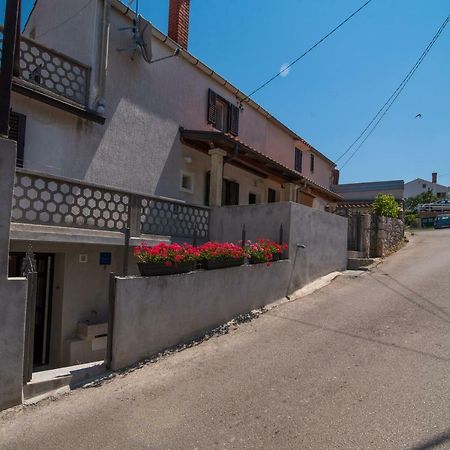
[405,189,438,212]
[373,194,400,218]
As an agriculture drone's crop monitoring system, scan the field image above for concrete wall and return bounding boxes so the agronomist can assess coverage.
[0,279,27,411]
[0,138,28,411]
[16,0,335,205]
[210,202,348,286]
[111,261,291,370]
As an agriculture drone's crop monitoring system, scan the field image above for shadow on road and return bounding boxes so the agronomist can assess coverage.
[368,273,450,326]
[409,429,450,449]
[267,313,450,364]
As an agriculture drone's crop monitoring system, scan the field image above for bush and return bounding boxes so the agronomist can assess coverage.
[405,189,438,212]
[405,213,419,228]
[373,194,399,218]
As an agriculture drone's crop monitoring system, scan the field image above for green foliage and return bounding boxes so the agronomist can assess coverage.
[405,213,419,228]
[405,189,438,212]
[373,194,400,218]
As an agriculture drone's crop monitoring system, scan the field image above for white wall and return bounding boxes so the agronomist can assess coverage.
[404,179,449,198]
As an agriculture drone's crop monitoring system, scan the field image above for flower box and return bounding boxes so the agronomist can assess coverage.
[137,261,197,277]
[201,257,245,270]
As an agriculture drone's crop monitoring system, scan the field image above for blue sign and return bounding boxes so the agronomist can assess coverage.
[99,252,112,266]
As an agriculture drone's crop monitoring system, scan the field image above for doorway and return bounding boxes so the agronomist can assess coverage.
[8,252,54,368]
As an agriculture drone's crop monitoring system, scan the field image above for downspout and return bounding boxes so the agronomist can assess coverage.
[96,0,111,114]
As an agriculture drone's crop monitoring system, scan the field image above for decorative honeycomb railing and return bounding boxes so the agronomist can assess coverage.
[12,169,210,239]
[1,26,90,106]
[141,198,209,239]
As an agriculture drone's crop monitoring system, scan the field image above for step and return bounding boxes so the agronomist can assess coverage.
[23,360,105,402]
[347,250,364,259]
[347,257,375,271]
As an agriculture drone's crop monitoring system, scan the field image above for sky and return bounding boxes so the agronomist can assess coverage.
[2,0,450,184]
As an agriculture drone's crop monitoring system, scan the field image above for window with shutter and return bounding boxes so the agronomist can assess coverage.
[294,148,302,172]
[8,111,26,168]
[310,154,315,173]
[207,89,239,135]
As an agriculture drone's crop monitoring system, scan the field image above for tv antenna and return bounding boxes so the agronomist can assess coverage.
[117,0,180,64]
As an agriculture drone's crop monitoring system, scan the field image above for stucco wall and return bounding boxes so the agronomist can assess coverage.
[111,261,292,370]
[16,1,334,205]
[0,279,27,411]
[210,202,348,286]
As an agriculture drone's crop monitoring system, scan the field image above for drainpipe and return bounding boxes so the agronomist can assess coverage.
[96,0,111,114]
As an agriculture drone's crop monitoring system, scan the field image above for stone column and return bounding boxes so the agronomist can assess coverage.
[284,183,298,202]
[208,148,227,207]
[360,214,372,258]
[0,137,16,280]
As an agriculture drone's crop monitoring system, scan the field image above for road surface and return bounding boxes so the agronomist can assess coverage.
[1,229,450,449]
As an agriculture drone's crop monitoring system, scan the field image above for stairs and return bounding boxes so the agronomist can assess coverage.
[347,251,375,271]
[23,360,106,403]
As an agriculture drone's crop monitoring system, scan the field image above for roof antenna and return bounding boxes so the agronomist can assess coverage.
[117,0,180,64]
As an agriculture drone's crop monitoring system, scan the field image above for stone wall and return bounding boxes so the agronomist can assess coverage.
[369,215,404,258]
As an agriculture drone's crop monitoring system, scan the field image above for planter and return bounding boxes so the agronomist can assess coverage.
[249,253,281,264]
[201,258,245,270]
[137,261,197,277]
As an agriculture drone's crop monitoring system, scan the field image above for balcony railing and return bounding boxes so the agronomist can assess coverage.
[1,26,91,106]
[12,169,210,240]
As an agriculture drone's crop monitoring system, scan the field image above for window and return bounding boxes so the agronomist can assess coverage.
[249,193,257,204]
[268,188,277,203]
[422,183,427,189]
[180,171,194,193]
[310,154,315,173]
[294,148,302,172]
[222,179,239,205]
[8,111,26,167]
[207,89,239,136]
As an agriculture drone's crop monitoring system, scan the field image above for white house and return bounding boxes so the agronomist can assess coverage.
[404,173,449,199]
[5,0,342,371]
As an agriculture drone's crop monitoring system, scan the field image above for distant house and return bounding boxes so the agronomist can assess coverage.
[331,180,404,214]
[404,173,449,199]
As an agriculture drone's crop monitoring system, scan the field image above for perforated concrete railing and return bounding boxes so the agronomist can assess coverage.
[0,27,91,106]
[12,170,210,239]
[140,198,210,239]
[12,171,130,232]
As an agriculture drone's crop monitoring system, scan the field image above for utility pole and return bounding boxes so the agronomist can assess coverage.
[0,0,21,137]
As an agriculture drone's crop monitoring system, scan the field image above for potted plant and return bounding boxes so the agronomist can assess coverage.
[198,241,246,270]
[134,242,200,276]
[246,239,288,264]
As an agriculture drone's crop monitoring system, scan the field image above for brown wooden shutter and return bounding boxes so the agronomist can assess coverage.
[207,89,217,125]
[8,111,26,168]
[229,104,239,136]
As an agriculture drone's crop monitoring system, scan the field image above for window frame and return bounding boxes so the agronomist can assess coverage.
[207,89,239,136]
[179,170,194,194]
[294,148,302,172]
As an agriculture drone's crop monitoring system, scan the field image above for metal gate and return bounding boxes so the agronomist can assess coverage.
[21,247,37,384]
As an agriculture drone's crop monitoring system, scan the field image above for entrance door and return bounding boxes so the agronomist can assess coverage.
[8,253,54,367]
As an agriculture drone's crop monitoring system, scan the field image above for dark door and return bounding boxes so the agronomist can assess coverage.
[223,180,239,206]
[8,253,54,367]
[268,188,277,203]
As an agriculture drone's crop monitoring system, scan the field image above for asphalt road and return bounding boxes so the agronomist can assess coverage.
[1,229,450,450]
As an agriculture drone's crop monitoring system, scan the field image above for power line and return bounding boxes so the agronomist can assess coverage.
[338,14,450,170]
[239,0,375,105]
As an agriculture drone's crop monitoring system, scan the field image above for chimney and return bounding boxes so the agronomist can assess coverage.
[168,0,190,49]
[332,169,340,185]
[432,172,438,184]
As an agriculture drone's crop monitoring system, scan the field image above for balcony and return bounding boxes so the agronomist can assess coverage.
[1,27,103,123]
[11,169,210,244]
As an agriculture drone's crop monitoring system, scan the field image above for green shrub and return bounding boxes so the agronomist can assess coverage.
[405,189,438,212]
[373,194,399,218]
[405,213,419,228]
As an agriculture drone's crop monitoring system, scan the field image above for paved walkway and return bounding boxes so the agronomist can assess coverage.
[1,230,450,449]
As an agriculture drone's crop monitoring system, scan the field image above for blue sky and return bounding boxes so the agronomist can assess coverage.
[3,0,450,184]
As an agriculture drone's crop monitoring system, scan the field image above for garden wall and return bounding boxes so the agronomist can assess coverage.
[111,261,291,370]
[210,202,348,286]
[370,216,404,257]
[110,202,348,370]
